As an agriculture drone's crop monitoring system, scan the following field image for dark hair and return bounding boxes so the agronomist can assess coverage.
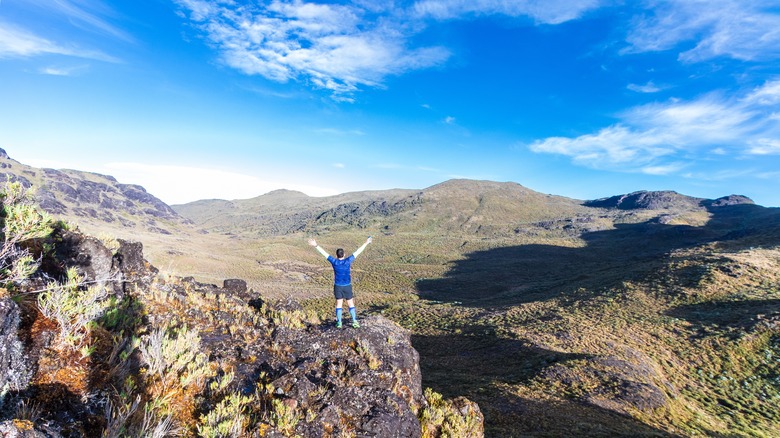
[336,248,344,258]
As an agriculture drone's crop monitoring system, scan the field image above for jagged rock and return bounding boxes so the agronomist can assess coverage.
[259,316,424,437]
[52,231,121,293]
[114,239,157,283]
[0,299,32,405]
[48,231,154,299]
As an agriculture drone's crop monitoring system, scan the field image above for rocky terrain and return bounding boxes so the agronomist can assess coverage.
[0,201,482,436]
[0,148,191,236]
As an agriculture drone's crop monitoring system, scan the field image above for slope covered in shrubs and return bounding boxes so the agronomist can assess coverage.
[0,182,483,437]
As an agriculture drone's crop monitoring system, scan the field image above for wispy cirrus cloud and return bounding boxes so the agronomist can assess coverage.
[19,0,134,42]
[38,64,89,76]
[412,0,607,24]
[0,20,118,61]
[625,0,780,62]
[627,81,664,93]
[174,0,450,102]
[530,80,780,173]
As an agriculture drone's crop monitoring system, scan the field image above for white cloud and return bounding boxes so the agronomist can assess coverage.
[103,162,340,204]
[748,138,780,155]
[333,162,346,168]
[443,116,455,124]
[171,1,780,102]
[174,0,450,101]
[627,81,663,93]
[625,0,780,62]
[641,163,686,175]
[22,0,134,42]
[412,0,606,24]
[38,65,89,76]
[530,80,780,172]
[0,20,119,61]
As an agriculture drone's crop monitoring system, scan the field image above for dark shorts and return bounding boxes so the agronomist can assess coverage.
[333,284,353,300]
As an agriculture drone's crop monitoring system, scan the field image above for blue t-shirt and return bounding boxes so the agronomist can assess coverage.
[328,255,355,286]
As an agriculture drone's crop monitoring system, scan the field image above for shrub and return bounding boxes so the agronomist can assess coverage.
[138,323,212,432]
[138,325,210,390]
[197,393,252,438]
[0,181,53,292]
[270,398,301,436]
[37,267,110,352]
[419,388,482,438]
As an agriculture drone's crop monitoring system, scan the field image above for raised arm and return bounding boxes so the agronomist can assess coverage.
[308,239,330,258]
[353,236,372,258]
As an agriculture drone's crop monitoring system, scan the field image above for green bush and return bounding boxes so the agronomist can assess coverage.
[419,388,482,438]
[138,324,210,390]
[0,181,53,291]
[197,393,252,438]
[38,267,110,352]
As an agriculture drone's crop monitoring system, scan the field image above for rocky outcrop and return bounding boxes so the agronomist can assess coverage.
[705,195,755,207]
[0,229,482,437]
[585,191,703,210]
[47,230,157,299]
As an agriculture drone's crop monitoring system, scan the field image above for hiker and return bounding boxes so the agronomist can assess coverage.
[308,236,372,328]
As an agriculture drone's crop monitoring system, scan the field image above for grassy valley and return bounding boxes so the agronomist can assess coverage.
[3,152,779,436]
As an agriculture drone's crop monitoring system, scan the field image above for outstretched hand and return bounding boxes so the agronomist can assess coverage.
[308,239,317,247]
[366,236,373,244]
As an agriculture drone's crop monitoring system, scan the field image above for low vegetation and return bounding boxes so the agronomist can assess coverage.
[0,182,482,437]
[3,158,780,437]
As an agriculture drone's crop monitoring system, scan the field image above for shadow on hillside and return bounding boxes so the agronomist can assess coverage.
[416,204,780,308]
[410,204,780,436]
[412,332,677,437]
[668,299,780,338]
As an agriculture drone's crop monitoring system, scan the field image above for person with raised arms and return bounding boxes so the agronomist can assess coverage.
[308,236,372,328]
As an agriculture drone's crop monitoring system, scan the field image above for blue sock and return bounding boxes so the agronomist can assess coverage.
[336,307,343,323]
[349,307,357,321]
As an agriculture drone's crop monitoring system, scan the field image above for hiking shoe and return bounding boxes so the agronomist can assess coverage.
[351,320,360,328]
[336,321,343,328]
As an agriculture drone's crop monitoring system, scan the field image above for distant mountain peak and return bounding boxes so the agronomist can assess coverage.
[705,194,755,207]
[585,190,701,210]
[263,188,309,197]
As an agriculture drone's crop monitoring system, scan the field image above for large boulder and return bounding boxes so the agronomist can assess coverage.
[48,230,155,298]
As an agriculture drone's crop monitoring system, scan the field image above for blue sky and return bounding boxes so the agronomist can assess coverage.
[1,0,780,206]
